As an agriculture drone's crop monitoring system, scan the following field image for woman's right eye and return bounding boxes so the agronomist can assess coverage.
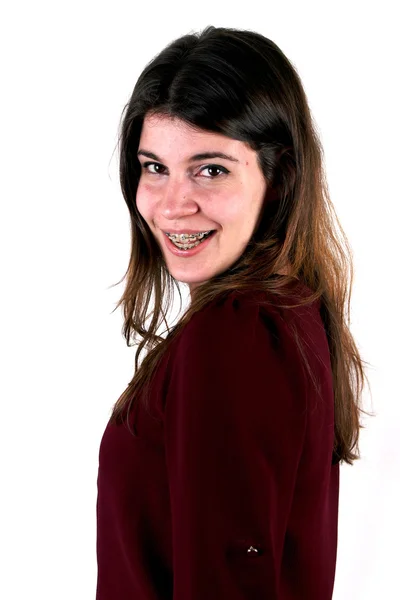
[141,162,165,174]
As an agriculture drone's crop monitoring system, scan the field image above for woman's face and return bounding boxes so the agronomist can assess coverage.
[136,113,267,296]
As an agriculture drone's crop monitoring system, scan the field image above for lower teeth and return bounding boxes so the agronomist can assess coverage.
[172,239,201,250]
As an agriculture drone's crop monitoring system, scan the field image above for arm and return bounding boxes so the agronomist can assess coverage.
[164,293,308,599]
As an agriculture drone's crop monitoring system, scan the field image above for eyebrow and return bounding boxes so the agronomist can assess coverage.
[136,149,240,164]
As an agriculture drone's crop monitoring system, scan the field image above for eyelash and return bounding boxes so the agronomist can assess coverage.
[140,161,229,179]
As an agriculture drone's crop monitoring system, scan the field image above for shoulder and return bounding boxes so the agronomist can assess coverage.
[181,279,321,341]
[181,290,260,340]
[175,284,313,364]
[173,281,328,384]
[165,286,311,427]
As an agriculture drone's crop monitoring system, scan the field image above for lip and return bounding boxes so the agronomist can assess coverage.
[161,228,215,234]
[162,229,217,257]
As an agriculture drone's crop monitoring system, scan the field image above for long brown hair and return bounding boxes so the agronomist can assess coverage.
[108,25,373,465]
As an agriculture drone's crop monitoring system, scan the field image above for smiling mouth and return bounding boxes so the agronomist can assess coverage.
[167,230,216,249]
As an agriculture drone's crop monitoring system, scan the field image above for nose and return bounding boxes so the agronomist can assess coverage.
[159,177,200,220]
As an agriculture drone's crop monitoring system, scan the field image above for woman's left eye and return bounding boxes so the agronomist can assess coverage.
[198,164,229,178]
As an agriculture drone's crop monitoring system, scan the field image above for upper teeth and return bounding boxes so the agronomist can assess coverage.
[166,230,212,241]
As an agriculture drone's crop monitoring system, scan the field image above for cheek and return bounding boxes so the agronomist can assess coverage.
[217,196,248,225]
[135,187,154,222]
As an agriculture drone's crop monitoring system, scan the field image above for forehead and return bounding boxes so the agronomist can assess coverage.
[139,113,250,162]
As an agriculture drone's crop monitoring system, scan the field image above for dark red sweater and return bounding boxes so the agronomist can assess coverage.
[96,280,339,599]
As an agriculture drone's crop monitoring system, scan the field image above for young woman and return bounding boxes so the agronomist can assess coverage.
[95,25,371,599]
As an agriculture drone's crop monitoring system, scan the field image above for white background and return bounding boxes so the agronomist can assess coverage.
[1,1,398,598]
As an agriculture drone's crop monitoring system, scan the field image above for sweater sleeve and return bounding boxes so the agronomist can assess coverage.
[163,293,308,599]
